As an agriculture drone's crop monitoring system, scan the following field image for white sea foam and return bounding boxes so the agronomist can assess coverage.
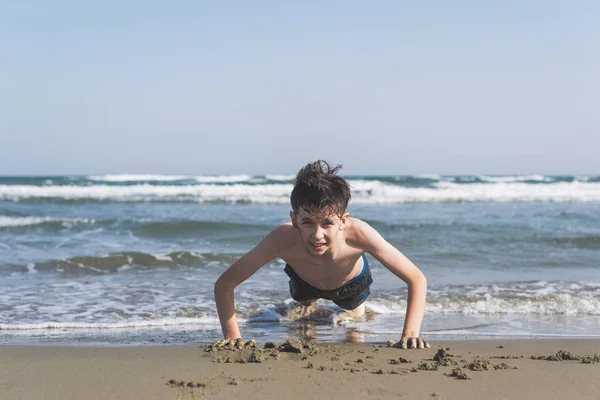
[0,183,294,203]
[366,281,600,316]
[576,176,599,182]
[265,175,295,181]
[3,180,600,203]
[350,180,600,203]
[425,294,600,315]
[153,253,174,262]
[89,174,256,183]
[26,264,37,274]
[478,175,554,183]
[362,295,600,316]
[193,175,253,183]
[0,216,95,228]
[88,174,191,182]
[414,174,443,180]
[2,277,600,342]
[0,216,57,227]
[0,316,223,331]
[420,331,600,338]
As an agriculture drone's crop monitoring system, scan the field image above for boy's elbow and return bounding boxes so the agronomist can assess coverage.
[419,271,427,287]
[214,274,235,294]
[409,271,427,289]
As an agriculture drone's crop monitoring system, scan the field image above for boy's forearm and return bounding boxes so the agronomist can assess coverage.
[214,281,242,339]
[402,274,427,337]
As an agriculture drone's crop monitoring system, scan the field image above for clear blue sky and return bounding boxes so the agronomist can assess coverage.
[1,1,598,175]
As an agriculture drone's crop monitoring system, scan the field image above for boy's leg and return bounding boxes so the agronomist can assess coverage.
[350,303,366,317]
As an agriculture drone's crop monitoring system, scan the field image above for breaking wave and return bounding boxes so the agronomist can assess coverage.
[1,175,600,203]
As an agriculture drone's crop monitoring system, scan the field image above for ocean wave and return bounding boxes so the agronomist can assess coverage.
[478,175,554,183]
[0,183,293,203]
[193,175,253,183]
[350,180,600,203]
[264,174,295,181]
[88,174,256,184]
[414,174,443,180]
[20,251,243,273]
[574,175,600,182]
[541,235,600,249]
[368,281,600,316]
[133,220,267,238]
[0,216,269,237]
[240,281,600,319]
[2,280,599,336]
[2,180,600,203]
[0,216,96,228]
[88,174,192,182]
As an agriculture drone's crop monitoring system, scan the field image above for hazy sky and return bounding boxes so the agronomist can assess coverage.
[1,1,598,175]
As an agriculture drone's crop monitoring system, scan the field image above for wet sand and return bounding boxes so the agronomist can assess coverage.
[1,339,599,399]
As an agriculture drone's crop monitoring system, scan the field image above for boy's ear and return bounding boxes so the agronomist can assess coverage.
[339,212,350,230]
[290,211,298,228]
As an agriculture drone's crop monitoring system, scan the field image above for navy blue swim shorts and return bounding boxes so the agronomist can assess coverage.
[284,254,373,310]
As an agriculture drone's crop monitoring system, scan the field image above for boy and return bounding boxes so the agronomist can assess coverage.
[214,160,429,349]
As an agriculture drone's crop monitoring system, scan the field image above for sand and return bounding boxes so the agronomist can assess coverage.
[1,339,599,399]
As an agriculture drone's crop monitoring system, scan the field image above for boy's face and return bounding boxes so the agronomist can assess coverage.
[290,207,349,256]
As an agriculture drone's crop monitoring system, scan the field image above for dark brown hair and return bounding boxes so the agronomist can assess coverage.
[290,160,351,217]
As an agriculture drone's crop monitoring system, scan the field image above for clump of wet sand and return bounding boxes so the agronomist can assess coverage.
[205,337,320,364]
[491,355,525,360]
[206,338,278,364]
[581,355,600,364]
[433,348,456,366]
[531,350,600,364]
[448,368,470,380]
[464,358,516,371]
[167,379,206,388]
[417,362,438,371]
[278,338,311,353]
[388,357,411,365]
[204,338,259,352]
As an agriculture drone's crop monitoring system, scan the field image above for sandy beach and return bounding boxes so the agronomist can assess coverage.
[1,339,599,399]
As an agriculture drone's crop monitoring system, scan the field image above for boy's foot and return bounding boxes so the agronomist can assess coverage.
[300,300,318,317]
[333,304,374,326]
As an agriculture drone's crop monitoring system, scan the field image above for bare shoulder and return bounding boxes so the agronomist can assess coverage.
[261,223,298,256]
[345,217,386,252]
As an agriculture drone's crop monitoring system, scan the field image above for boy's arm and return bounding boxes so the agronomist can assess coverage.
[214,225,291,339]
[354,220,429,349]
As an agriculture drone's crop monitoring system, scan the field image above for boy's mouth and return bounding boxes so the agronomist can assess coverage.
[311,242,326,249]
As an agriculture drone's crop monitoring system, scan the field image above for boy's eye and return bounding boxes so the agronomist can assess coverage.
[302,221,312,225]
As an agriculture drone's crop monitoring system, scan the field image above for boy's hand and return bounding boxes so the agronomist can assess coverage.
[392,334,430,349]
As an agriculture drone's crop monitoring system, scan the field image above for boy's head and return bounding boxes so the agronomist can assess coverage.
[290,161,352,254]
[290,160,351,219]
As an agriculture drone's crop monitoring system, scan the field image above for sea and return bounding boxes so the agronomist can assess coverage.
[1,174,599,346]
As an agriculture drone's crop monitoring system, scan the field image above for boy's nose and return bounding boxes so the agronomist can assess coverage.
[312,226,325,239]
